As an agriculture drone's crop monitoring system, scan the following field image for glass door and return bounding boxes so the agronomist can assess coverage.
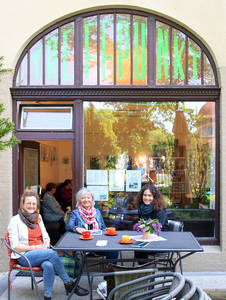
[19,141,40,197]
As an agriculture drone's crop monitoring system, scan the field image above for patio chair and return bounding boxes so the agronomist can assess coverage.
[107,271,185,300]
[153,220,184,273]
[4,232,43,300]
[177,277,196,299]
[89,261,158,300]
[190,286,212,300]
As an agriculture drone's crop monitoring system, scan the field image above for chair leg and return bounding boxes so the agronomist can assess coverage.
[8,273,10,300]
[31,276,34,289]
[30,271,43,300]
[119,251,124,266]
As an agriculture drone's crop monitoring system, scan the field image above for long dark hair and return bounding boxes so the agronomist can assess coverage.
[135,184,166,211]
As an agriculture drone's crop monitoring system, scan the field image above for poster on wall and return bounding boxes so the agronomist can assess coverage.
[109,170,125,191]
[86,170,108,185]
[126,170,142,192]
[87,185,109,201]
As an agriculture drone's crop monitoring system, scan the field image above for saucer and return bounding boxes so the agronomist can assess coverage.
[119,239,133,244]
[105,232,118,236]
[80,235,94,240]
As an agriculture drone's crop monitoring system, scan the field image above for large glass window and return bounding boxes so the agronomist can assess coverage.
[84,101,216,238]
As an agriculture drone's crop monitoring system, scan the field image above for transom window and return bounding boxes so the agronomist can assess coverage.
[15,10,217,87]
[20,106,73,129]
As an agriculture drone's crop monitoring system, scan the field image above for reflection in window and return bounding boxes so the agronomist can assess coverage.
[83,16,97,85]
[30,40,43,85]
[172,29,186,85]
[20,106,73,129]
[45,29,58,85]
[133,15,147,85]
[116,14,131,85]
[204,54,215,85]
[156,22,170,85]
[61,22,74,85]
[100,14,114,85]
[188,38,201,85]
[16,54,28,86]
[84,101,216,238]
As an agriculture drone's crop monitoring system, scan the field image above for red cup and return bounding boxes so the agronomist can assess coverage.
[106,227,116,235]
[82,231,91,238]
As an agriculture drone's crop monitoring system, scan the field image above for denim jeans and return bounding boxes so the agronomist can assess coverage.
[18,248,71,297]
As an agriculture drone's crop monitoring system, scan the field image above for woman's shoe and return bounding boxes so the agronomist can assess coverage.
[64,281,89,296]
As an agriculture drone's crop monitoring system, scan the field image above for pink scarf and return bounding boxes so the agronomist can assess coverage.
[78,205,99,230]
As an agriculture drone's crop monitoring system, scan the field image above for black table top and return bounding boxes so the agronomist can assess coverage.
[53,231,203,253]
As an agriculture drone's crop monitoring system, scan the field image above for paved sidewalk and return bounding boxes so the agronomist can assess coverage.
[0,271,226,299]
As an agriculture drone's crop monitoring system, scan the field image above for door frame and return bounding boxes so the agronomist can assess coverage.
[12,100,83,215]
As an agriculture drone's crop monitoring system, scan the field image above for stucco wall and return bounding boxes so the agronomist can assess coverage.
[0,0,225,272]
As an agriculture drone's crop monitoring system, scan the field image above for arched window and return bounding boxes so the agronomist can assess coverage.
[14,10,218,87]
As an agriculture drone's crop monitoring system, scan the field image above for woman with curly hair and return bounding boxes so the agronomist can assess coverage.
[135,183,169,230]
[135,183,169,263]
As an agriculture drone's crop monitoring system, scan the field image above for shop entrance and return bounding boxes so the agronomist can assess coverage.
[19,140,73,208]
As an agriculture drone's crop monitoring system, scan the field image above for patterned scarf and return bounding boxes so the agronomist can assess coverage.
[78,205,98,230]
[18,208,40,229]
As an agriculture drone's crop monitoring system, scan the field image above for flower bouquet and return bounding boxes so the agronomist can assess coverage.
[133,218,162,240]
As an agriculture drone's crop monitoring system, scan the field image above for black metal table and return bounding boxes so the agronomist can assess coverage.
[53,230,203,299]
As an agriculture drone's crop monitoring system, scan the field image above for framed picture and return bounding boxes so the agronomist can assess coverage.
[40,144,50,161]
[50,146,57,162]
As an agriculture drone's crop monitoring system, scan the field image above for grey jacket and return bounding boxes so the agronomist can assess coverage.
[42,192,64,222]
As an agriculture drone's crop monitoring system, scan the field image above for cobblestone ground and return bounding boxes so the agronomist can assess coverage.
[206,290,226,300]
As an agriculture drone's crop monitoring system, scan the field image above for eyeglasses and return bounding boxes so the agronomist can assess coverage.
[24,202,37,206]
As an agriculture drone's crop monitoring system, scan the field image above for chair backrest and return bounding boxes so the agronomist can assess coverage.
[5,232,12,257]
[107,272,184,300]
[4,232,20,271]
[106,264,156,300]
[168,220,184,232]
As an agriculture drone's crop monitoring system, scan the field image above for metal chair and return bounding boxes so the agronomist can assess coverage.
[168,220,184,232]
[89,261,158,300]
[190,286,212,300]
[177,277,196,300]
[107,271,185,300]
[153,220,184,273]
[4,232,43,300]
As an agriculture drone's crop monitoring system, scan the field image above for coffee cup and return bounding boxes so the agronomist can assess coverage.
[82,231,91,239]
[122,235,131,242]
[106,227,116,235]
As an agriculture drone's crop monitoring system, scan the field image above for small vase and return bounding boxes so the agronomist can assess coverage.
[142,231,151,240]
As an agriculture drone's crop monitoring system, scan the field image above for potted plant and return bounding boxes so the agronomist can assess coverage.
[133,218,162,239]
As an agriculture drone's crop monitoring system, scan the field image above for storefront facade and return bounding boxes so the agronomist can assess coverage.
[0,1,225,272]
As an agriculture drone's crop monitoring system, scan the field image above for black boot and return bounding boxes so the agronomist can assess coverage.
[64,281,89,296]
[44,297,51,300]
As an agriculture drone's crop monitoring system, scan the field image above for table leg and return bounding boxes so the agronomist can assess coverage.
[66,251,86,300]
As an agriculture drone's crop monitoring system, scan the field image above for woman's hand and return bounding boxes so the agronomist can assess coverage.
[76,227,86,234]
[32,239,50,250]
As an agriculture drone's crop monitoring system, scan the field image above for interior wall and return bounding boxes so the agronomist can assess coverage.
[39,140,72,189]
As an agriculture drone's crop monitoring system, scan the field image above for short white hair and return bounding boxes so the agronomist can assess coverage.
[76,187,94,207]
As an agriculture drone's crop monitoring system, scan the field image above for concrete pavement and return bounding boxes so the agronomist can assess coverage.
[0,271,226,299]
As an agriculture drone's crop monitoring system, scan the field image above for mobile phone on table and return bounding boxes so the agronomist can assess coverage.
[133,241,150,247]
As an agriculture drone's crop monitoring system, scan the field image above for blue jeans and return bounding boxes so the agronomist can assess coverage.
[18,249,71,297]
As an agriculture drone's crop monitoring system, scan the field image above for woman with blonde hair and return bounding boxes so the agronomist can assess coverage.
[7,190,88,300]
